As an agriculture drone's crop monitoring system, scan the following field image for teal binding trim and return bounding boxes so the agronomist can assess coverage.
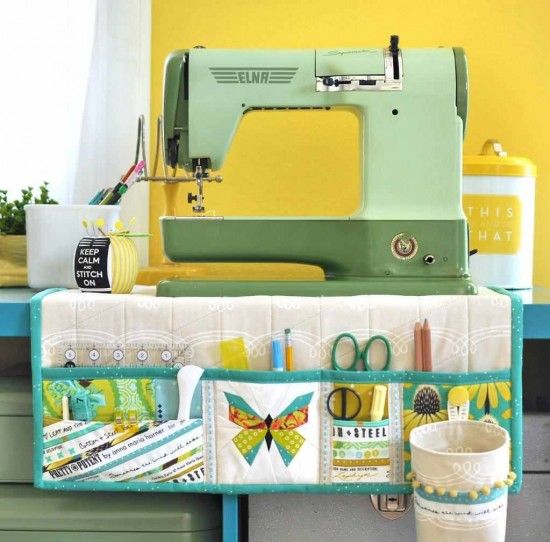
[491,287,523,494]
[42,367,512,385]
[201,368,512,384]
[31,288,65,489]
[43,367,179,380]
[415,485,508,505]
[38,480,412,495]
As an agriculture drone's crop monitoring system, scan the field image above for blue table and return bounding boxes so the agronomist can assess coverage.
[518,288,550,339]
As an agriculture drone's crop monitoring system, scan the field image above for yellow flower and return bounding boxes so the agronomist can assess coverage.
[468,382,511,410]
[403,385,448,441]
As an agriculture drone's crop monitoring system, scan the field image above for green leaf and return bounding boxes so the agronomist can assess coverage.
[0,183,57,234]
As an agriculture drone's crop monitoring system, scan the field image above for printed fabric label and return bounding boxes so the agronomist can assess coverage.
[74,236,111,292]
[42,419,204,484]
[463,194,522,254]
[414,492,508,527]
[332,420,391,483]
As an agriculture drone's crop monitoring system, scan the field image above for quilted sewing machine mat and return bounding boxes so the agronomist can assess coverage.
[30,287,522,494]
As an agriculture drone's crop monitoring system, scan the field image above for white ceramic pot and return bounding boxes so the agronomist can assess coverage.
[25,204,120,288]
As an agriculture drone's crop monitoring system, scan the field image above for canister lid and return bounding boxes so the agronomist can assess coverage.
[464,139,537,177]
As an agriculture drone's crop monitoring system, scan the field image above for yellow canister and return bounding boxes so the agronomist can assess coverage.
[463,140,536,289]
[74,235,138,294]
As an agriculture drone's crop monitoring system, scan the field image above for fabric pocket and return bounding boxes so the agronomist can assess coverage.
[326,379,393,484]
[332,419,391,483]
[402,379,513,478]
[42,376,182,423]
[208,379,321,485]
[41,418,204,485]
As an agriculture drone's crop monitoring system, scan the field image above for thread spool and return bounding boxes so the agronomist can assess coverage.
[74,235,138,294]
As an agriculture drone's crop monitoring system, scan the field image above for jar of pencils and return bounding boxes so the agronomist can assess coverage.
[74,220,141,294]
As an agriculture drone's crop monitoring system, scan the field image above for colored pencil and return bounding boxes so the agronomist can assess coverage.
[422,319,432,372]
[414,322,424,371]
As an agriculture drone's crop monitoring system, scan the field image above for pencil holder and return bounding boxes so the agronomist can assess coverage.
[410,420,511,542]
[74,235,138,294]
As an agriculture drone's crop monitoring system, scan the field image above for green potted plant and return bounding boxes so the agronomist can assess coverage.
[0,183,57,286]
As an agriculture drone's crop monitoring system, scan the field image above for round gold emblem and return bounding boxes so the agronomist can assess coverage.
[391,233,418,260]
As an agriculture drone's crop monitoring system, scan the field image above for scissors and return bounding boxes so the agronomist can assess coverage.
[331,333,392,372]
[327,333,391,420]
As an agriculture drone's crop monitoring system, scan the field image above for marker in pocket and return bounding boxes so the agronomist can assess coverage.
[370,385,387,422]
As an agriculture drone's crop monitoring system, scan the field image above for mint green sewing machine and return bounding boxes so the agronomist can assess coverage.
[156,36,476,297]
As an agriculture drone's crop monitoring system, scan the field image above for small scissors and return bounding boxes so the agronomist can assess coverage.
[331,333,392,372]
[326,333,392,420]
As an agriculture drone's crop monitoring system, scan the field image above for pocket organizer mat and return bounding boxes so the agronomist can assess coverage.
[31,288,523,494]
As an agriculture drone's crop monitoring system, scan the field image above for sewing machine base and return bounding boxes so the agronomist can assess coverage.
[156,277,477,297]
[160,217,475,295]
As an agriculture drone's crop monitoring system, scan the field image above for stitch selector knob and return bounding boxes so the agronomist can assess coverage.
[391,233,418,260]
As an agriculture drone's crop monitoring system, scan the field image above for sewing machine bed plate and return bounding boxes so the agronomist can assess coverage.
[157,278,476,297]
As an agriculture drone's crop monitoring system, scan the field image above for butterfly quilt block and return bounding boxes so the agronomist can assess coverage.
[212,381,321,484]
[226,391,312,466]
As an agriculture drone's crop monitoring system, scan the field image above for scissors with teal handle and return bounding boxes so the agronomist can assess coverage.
[331,333,392,372]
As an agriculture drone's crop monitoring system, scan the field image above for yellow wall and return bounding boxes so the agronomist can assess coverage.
[150,0,550,285]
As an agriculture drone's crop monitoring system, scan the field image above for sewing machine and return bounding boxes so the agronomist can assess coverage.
[156,36,476,296]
